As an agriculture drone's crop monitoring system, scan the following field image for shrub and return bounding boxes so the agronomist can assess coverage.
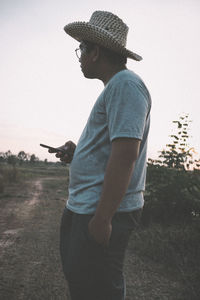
[143,164,200,225]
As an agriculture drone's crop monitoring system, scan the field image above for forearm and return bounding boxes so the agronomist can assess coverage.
[95,150,136,222]
[88,138,140,245]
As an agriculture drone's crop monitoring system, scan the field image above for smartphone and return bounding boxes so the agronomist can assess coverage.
[40,143,65,153]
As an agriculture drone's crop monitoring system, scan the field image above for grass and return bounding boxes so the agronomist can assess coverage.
[0,173,69,299]
[1,163,200,299]
[0,162,68,193]
[0,165,19,192]
[129,221,200,299]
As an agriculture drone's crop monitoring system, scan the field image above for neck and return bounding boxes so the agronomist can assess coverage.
[100,65,127,85]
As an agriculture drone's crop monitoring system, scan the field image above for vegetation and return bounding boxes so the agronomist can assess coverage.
[0,152,66,193]
[143,165,200,224]
[157,113,200,170]
[142,114,200,224]
[0,113,200,298]
[0,150,40,166]
[136,114,200,299]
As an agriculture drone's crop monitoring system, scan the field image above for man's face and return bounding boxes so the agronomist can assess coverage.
[76,41,97,79]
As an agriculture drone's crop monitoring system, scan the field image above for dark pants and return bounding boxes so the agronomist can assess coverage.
[60,207,141,300]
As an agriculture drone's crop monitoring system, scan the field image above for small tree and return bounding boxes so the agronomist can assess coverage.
[3,150,17,167]
[7,155,17,166]
[0,152,6,163]
[144,114,200,224]
[30,154,39,164]
[144,164,200,224]
[4,150,12,160]
[159,113,195,170]
[18,151,28,165]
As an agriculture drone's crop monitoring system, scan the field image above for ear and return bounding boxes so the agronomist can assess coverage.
[92,45,100,62]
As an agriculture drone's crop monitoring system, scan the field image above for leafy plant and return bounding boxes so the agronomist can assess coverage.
[158,113,199,170]
[144,164,200,224]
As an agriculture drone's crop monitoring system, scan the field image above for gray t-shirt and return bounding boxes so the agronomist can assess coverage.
[67,69,151,214]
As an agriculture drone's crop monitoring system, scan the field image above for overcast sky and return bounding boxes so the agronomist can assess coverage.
[1,0,200,161]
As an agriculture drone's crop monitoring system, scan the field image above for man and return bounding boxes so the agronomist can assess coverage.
[51,10,151,300]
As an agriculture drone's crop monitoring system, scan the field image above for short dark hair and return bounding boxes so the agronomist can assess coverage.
[83,40,127,66]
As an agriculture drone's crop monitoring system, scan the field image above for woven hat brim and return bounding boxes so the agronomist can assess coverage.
[64,22,142,61]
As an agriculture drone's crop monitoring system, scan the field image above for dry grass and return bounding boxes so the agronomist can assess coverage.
[0,165,199,299]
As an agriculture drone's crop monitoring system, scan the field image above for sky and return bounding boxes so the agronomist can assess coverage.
[1,0,200,162]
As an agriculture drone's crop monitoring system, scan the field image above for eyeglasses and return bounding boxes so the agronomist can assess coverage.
[75,44,87,59]
[75,48,81,59]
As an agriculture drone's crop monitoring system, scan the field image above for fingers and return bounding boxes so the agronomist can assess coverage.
[48,149,57,153]
[47,141,76,163]
[60,154,70,162]
[55,152,70,163]
[55,151,67,159]
[55,151,63,158]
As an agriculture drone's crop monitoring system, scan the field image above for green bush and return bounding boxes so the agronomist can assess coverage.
[143,164,200,225]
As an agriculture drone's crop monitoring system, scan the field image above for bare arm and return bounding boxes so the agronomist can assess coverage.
[88,137,141,245]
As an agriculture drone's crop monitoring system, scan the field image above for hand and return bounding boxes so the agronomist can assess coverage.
[48,140,76,163]
[88,216,112,247]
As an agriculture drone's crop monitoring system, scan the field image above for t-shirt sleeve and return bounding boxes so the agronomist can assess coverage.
[105,80,150,141]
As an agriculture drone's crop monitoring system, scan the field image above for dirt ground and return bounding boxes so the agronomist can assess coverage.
[0,176,187,300]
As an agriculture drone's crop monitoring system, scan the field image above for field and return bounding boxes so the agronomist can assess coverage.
[0,164,199,299]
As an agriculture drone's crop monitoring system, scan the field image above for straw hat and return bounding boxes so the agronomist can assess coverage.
[64,11,142,61]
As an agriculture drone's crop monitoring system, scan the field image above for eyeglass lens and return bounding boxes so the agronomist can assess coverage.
[75,48,81,59]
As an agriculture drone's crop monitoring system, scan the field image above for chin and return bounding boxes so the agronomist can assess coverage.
[82,72,94,79]
[81,67,96,79]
